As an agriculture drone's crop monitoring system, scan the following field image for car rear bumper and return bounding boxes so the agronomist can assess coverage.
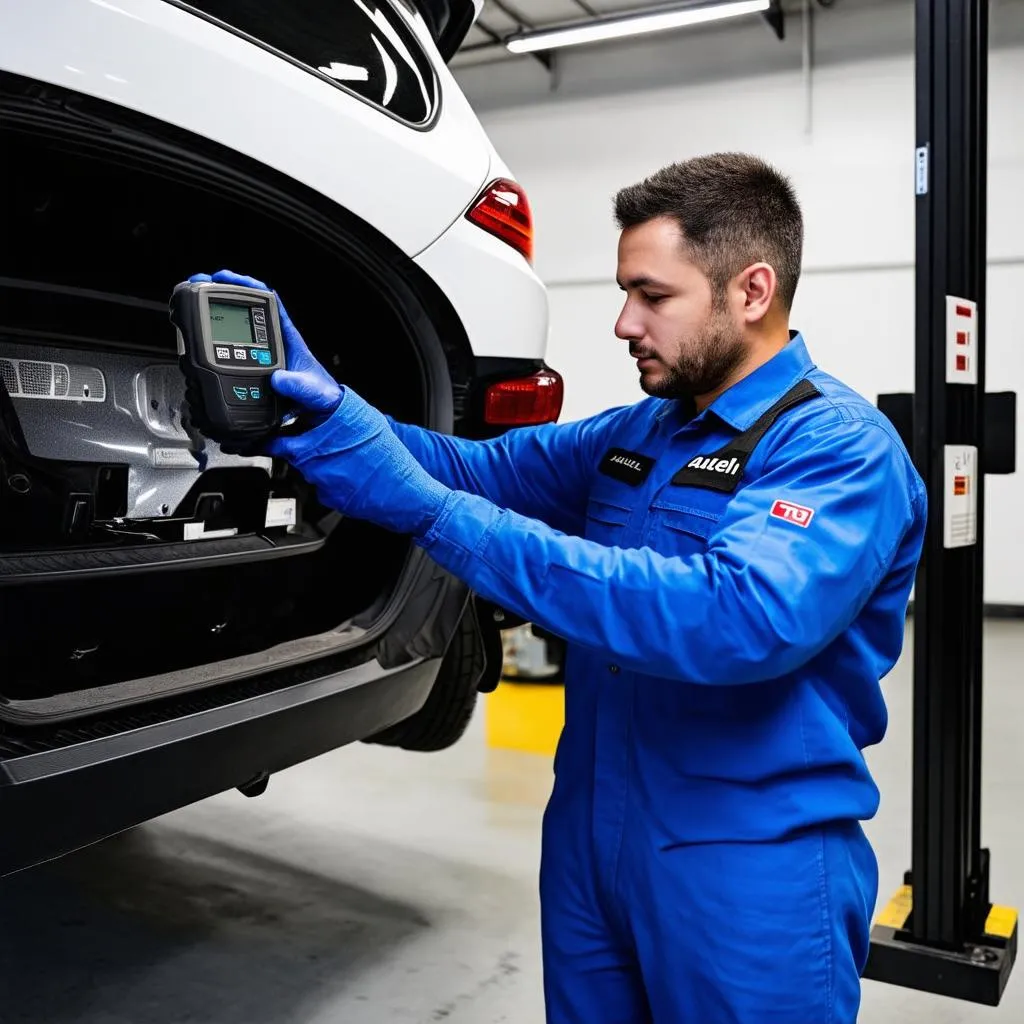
[0,654,441,877]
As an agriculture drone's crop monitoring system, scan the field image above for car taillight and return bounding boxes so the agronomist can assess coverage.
[466,178,534,263]
[484,369,563,426]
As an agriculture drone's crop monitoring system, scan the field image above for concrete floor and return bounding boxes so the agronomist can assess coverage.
[2,621,1023,1023]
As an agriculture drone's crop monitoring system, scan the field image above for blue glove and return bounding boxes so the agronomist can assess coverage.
[187,269,342,423]
[266,385,453,536]
[188,269,452,537]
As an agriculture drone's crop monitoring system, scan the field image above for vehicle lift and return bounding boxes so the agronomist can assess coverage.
[866,0,1018,1006]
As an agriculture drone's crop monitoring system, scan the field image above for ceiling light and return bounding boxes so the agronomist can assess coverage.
[506,0,771,54]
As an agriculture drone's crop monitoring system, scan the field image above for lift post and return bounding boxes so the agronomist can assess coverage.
[864,0,1018,1005]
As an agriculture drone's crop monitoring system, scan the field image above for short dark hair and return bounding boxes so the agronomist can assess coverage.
[613,153,804,310]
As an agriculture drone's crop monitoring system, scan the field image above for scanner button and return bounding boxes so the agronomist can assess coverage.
[221,376,269,406]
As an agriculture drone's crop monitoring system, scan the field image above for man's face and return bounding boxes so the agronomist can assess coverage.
[614,216,747,400]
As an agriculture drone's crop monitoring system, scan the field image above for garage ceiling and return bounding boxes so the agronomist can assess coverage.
[451,0,809,67]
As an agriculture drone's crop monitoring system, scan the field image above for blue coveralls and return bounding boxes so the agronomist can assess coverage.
[392,334,928,1023]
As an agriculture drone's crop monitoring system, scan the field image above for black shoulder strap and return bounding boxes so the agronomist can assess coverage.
[670,378,822,494]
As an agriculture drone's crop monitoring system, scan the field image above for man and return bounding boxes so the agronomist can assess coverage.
[192,152,927,1023]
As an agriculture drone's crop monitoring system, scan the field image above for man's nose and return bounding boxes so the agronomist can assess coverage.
[614,301,640,342]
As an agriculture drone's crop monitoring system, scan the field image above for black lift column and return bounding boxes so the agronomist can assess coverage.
[864,0,1018,1006]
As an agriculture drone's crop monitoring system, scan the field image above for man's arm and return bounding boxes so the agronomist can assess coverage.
[180,268,630,536]
[388,411,625,537]
[185,266,618,534]
[417,416,924,685]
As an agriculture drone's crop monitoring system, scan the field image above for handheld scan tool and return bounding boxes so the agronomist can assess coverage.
[169,281,286,445]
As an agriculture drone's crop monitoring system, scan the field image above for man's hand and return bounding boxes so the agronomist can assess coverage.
[188,269,452,537]
[188,269,342,423]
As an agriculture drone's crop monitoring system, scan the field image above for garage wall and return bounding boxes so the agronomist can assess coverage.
[453,0,1024,605]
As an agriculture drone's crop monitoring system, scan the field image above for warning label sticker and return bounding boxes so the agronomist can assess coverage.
[945,295,978,385]
[944,445,978,548]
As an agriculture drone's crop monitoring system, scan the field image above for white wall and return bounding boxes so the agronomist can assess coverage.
[454,0,1024,604]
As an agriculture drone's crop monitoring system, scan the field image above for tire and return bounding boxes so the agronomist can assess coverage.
[365,602,496,752]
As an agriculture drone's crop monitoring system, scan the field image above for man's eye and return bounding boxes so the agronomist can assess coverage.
[644,293,666,304]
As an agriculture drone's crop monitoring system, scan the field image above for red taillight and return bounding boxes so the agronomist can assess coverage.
[484,369,563,426]
[466,178,534,263]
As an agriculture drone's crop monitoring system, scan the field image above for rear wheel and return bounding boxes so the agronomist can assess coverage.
[367,599,502,751]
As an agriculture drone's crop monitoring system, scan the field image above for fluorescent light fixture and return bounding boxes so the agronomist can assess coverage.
[506,0,771,54]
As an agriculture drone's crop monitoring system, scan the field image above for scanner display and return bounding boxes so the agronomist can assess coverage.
[209,302,257,346]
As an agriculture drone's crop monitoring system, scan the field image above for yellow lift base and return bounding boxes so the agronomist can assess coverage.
[865,884,1018,1006]
[485,680,564,756]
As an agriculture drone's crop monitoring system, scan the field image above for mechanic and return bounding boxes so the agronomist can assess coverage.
[191,151,927,1024]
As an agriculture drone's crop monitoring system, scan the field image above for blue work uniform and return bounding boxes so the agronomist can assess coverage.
[392,334,928,1023]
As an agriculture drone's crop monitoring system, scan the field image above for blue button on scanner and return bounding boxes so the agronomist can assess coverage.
[232,386,248,401]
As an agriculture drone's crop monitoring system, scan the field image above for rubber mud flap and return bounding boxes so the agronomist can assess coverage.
[473,596,504,694]
[374,560,470,669]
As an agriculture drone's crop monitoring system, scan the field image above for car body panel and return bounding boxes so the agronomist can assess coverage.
[0,0,490,258]
[414,208,549,360]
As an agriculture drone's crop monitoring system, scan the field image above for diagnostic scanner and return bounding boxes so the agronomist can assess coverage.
[169,281,286,446]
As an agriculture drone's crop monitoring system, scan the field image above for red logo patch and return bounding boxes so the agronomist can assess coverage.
[770,499,815,528]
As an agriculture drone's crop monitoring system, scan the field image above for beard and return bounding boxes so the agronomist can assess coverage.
[631,307,747,400]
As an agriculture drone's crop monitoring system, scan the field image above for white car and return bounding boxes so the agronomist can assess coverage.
[0,0,557,876]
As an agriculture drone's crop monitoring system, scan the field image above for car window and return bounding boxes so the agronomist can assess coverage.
[177,0,438,125]
[394,0,478,60]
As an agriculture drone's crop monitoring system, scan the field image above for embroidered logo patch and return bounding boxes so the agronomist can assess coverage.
[599,448,655,486]
[670,448,749,493]
[770,499,815,528]
[684,454,743,477]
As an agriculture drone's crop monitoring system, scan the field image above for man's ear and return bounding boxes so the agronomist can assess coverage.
[738,263,777,323]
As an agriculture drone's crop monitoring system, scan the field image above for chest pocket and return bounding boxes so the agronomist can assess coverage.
[584,495,633,545]
[646,502,720,557]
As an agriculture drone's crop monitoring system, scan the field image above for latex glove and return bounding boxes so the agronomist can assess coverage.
[187,269,342,423]
[265,385,453,537]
